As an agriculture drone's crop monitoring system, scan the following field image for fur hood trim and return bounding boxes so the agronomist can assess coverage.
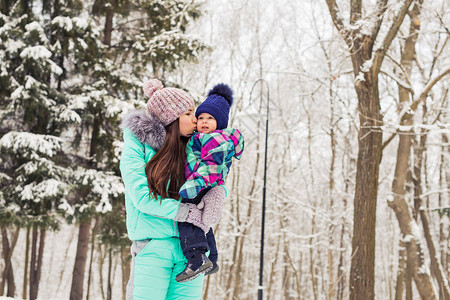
[120,110,166,151]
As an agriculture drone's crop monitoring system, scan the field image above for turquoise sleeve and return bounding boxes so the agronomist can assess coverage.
[119,128,181,219]
[221,185,229,198]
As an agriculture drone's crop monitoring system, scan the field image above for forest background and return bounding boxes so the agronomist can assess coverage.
[0,0,449,299]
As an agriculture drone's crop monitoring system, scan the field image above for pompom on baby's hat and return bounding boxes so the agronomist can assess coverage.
[143,79,194,126]
[195,83,234,130]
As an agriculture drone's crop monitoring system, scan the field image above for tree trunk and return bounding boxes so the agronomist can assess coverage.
[388,106,436,299]
[1,226,10,296]
[29,225,46,300]
[23,225,30,299]
[420,208,450,299]
[70,219,92,300]
[388,119,436,299]
[394,241,406,300]
[267,233,280,299]
[72,106,100,300]
[336,221,345,300]
[324,0,414,297]
[103,7,114,46]
[337,174,350,300]
[349,81,382,300]
[309,216,318,300]
[1,226,18,297]
[439,133,449,280]
[414,129,450,298]
[387,3,438,298]
[29,225,38,300]
[107,248,112,300]
[121,247,130,300]
[86,216,99,300]
[405,260,413,300]
[99,243,106,300]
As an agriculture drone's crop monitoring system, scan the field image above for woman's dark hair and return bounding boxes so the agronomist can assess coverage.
[145,119,189,200]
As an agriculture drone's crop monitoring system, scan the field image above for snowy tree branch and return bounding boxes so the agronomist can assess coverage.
[385,53,411,85]
[372,0,414,76]
[383,68,450,150]
[369,0,389,46]
[324,0,352,46]
[379,70,413,92]
[411,68,450,111]
[350,0,361,27]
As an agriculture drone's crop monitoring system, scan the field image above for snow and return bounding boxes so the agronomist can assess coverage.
[355,72,365,83]
[361,59,373,72]
[18,183,34,200]
[52,40,62,52]
[24,21,42,32]
[68,39,75,51]
[20,45,52,60]
[409,220,422,239]
[72,17,88,30]
[132,41,145,51]
[19,160,39,175]
[69,94,90,110]
[0,131,63,157]
[386,194,394,203]
[112,140,123,163]
[417,263,431,275]
[49,60,63,75]
[52,16,73,31]
[79,203,88,213]
[382,122,450,135]
[5,203,20,213]
[96,197,113,213]
[24,21,48,43]
[401,234,414,243]
[58,199,75,215]
[5,39,25,53]
[77,37,88,50]
[57,108,82,123]
[10,86,30,100]
[19,179,66,202]
[105,97,128,118]
[72,169,124,214]
[24,75,37,89]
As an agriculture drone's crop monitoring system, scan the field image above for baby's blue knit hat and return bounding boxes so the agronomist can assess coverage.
[196,83,233,130]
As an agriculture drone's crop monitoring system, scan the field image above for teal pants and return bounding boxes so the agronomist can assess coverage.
[127,237,205,300]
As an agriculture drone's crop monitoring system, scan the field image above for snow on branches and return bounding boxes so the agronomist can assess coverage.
[0,131,63,158]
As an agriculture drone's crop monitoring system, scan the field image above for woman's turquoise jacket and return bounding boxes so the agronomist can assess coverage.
[119,110,189,241]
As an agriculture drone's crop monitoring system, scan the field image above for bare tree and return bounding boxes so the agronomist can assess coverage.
[324,0,417,298]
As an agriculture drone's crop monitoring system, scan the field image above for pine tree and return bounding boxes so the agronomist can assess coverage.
[0,4,76,299]
[107,0,206,78]
[1,1,207,298]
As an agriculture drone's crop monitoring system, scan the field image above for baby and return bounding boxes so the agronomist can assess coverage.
[175,84,244,282]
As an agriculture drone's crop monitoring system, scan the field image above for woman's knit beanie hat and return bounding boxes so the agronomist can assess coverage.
[195,83,233,130]
[143,79,194,126]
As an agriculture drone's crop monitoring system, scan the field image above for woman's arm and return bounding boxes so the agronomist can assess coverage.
[120,128,189,219]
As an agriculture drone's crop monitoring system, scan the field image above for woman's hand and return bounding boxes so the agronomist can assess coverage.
[185,203,210,233]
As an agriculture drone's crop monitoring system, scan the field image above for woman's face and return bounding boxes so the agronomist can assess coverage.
[179,107,197,137]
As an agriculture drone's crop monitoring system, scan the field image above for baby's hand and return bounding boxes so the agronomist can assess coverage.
[202,186,226,227]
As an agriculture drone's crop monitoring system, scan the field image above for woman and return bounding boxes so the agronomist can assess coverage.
[120,79,226,299]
